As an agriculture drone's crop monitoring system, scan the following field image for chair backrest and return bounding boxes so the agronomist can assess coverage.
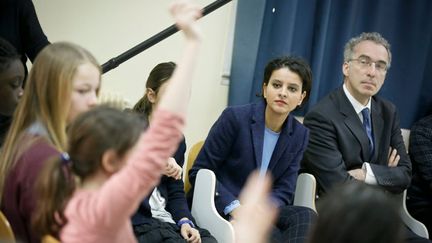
[191,169,235,243]
[42,235,60,243]
[184,140,204,193]
[394,190,429,238]
[401,128,411,153]
[293,173,317,212]
[0,211,15,243]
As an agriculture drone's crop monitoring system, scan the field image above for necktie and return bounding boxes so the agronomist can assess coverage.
[361,108,374,158]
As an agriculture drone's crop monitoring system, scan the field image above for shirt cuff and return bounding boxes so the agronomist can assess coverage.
[362,162,378,185]
[223,200,241,215]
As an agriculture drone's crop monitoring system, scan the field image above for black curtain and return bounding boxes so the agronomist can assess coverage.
[229,0,432,128]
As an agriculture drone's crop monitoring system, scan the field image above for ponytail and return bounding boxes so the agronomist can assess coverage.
[33,153,76,237]
[132,95,152,117]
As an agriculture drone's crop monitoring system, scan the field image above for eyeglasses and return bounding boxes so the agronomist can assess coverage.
[349,56,388,73]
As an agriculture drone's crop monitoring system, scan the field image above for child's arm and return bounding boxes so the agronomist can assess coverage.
[72,0,202,228]
[157,0,202,116]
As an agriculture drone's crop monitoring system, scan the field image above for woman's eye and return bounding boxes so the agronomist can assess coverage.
[288,87,297,92]
[272,83,281,88]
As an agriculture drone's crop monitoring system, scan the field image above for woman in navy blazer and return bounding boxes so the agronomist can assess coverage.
[189,56,316,243]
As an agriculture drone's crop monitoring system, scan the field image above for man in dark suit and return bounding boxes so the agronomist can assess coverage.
[302,32,430,242]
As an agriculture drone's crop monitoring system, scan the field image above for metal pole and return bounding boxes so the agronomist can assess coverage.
[102,0,233,74]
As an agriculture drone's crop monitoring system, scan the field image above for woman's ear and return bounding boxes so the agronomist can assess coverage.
[262,84,268,99]
[101,149,122,174]
[146,88,157,104]
[298,91,307,106]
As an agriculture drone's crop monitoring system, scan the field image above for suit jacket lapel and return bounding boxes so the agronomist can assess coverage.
[337,88,371,161]
[267,115,293,170]
[370,98,383,163]
[251,101,265,168]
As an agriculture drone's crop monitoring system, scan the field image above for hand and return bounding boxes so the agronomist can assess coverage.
[348,168,366,181]
[229,205,241,222]
[232,172,278,243]
[163,157,182,180]
[170,0,202,41]
[387,147,400,167]
[180,222,201,243]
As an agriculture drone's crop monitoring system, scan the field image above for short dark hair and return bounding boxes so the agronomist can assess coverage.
[262,56,312,105]
[308,182,404,243]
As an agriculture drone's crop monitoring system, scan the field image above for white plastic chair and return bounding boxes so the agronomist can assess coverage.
[293,173,317,212]
[191,169,235,243]
[399,128,429,238]
[397,190,429,238]
[191,169,317,243]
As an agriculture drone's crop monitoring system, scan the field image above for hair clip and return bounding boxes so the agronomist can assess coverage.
[60,152,71,165]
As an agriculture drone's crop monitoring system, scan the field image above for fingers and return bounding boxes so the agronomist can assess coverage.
[188,229,200,243]
[163,158,182,179]
[387,147,400,167]
[181,226,201,243]
[169,0,202,40]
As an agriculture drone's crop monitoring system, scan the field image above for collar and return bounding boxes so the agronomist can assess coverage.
[343,84,371,115]
[27,121,49,137]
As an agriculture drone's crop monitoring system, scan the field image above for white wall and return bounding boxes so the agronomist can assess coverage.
[33,0,234,150]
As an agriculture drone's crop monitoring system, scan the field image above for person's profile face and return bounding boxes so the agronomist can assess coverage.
[0,59,24,116]
[342,40,389,104]
[67,63,101,124]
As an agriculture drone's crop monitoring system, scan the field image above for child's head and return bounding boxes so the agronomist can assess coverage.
[68,106,144,178]
[0,42,101,201]
[132,62,176,116]
[308,182,404,243]
[25,42,101,127]
[33,106,145,236]
[5,42,100,147]
[0,38,24,116]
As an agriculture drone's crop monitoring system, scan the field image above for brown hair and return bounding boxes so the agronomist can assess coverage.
[33,106,144,236]
[132,62,176,116]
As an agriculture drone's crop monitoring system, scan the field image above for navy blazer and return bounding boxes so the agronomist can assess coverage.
[132,138,195,226]
[189,101,309,216]
[302,87,412,194]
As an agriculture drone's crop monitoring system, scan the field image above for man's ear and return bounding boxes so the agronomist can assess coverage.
[342,62,350,76]
[146,88,157,104]
[101,149,121,174]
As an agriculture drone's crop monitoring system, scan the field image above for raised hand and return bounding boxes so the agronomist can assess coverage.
[170,0,202,41]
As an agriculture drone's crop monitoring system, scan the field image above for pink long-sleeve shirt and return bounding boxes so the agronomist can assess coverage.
[60,109,184,243]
